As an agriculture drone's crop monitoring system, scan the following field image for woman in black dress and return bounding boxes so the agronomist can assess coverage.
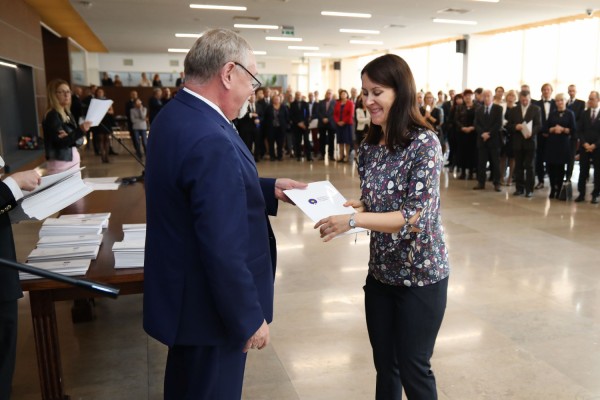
[455,89,477,180]
[500,90,518,186]
[545,93,576,199]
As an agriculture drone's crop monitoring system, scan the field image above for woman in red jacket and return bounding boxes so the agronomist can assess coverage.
[333,89,355,162]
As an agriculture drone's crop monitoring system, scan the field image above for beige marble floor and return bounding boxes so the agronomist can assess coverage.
[10,144,600,400]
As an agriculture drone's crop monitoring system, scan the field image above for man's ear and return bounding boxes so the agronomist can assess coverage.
[221,62,236,90]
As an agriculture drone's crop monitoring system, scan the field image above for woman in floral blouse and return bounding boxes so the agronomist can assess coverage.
[315,54,449,399]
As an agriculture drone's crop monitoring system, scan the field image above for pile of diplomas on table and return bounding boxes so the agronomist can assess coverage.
[112,224,146,268]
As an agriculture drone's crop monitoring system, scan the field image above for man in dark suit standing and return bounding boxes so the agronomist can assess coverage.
[255,88,270,160]
[307,91,320,156]
[506,90,542,197]
[0,164,40,399]
[575,91,600,204]
[290,91,312,161]
[143,29,306,400]
[235,93,260,159]
[533,83,557,189]
[148,88,163,125]
[473,90,504,191]
[317,89,337,161]
[566,84,586,180]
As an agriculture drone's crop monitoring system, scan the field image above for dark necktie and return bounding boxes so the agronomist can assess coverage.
[485,107,489,116]
[592,109,597,122]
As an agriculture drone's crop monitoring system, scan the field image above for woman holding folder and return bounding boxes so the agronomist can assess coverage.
[315,54,449,400]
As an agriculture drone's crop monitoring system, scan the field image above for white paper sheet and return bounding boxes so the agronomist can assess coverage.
[284,181,367,236]
[521,120,533,139]
[85,98,114,127]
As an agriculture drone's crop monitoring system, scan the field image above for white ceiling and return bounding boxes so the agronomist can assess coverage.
[70,0,598,59]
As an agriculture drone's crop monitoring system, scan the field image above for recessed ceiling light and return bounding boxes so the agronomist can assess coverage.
[433,18,477,25]
[234,24,279,29]
[175,33,202,38]
[304,52,331,57]
[321,11,371,18]
[253,50,267,55]
[265,36,302,42]
[168,48,190,53]
[288,45,319,50]
[0,61,18,69]
[339,28,380,34]
[349,40,383,45]
[189,4,247,11]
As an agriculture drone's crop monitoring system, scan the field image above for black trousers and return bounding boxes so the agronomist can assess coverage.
[547,163,566,194]
[477,144,501,186]
[319,125,336,158]
[364,275,448,400]
[535,138,547,184]
[578,149,600,197]
[269,126,285,160]
[293,126,312,160]
[0,300,18,400]
[565,139,578,180]
[164,344,247,400]
[514,146,535,193]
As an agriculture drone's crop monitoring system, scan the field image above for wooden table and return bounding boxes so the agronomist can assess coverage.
[20,183,146,400]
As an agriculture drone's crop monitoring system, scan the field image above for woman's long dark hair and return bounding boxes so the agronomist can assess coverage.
[361,54,432,150]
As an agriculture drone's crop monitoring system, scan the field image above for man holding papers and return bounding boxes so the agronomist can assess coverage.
[314,55,449,400]
[505,90,542,198]
[0,163,40,399]
[143,29,305,400]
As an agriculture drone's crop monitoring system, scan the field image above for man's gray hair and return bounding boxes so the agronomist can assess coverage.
[184,29,252,85]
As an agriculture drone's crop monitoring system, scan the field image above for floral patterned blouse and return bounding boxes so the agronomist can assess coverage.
[358,127,450,287]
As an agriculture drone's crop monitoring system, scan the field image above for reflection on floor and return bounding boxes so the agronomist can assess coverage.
[11,145,600,399]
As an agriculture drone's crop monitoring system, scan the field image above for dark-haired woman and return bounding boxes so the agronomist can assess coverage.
[316,54,449,399]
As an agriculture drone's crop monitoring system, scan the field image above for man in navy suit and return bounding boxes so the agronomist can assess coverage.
[317,89,337,161]
[533,83,557,189]
[290,91,312,161]
[0,164,40,399]
[143,29,306,399]
[473,90,504,192]
[575,91,600,204]
[566,84,586,180]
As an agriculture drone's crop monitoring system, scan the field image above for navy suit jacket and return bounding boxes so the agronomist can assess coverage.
[143,89,278,348]
[474,104,503,147]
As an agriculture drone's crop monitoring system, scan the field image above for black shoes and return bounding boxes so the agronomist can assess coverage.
[535,182,544,189]
[473,185,484,190]
[494,185,502,192]
[513,190,524,196]
[525,192,533,198]
[574,196,585,202]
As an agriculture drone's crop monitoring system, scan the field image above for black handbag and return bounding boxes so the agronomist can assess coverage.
[558,180,572,201]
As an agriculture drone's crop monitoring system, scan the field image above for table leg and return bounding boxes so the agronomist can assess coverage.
[29,291,70,400]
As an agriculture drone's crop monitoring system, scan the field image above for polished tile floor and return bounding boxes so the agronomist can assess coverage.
[11,144,600,399]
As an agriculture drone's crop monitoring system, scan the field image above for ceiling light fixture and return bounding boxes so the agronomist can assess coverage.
[265,36,302,42]
[304,52,331,57]
[321,11,371,18]
[349,39,383,45]
[0,61,18,69]
[433,18,477,25]
[253,50,267,55]
[168,48,190,53]
[339,28,380,34]
[189,4,247,11]
[175,33,202,38]
[288,45,319,50]
[234,24,279,29]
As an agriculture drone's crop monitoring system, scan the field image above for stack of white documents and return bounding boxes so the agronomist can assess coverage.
[59,212,111,228]
[27,245,100,262]
[37,234,103,248]
[113,224,146,268]
[39,217,106,237]
[20,259,92,280]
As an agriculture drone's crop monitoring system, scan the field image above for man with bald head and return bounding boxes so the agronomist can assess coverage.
[144,29,306,398]
[473,90,504,191]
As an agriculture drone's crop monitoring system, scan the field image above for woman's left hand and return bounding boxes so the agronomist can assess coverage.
[314,214,353,242]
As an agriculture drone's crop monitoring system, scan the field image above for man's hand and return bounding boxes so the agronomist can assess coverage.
[243,320,269,353]
[516,124,523,131]
[11,170,41,191]
[482,132,491,141]
[298,122,306,130]
[275,178,308,204]
[322,117,329,124]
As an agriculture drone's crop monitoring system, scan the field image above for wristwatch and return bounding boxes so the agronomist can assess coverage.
[349,213,356,229]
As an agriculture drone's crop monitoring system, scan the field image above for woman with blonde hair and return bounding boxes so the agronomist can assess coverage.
[42,79,91,174]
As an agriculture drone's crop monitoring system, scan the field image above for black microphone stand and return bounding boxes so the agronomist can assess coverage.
[105,124,146,185]
[1,257,120,298]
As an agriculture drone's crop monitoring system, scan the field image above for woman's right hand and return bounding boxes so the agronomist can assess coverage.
[58,129,68,139]
[11,170,41,191]
[343,199,365,213]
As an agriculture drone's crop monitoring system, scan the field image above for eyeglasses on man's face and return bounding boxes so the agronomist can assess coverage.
[233,62,262,91]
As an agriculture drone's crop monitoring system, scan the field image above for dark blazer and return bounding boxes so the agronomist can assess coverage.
[70,94,83,124]
[534,98,557,134]
[567,98,586,126]
[289,100,309,127]
[441,100,452,130]
[0,181,20,302]
[474,103,504,147]
[505,103,542,149]
[148,97,163,124]
[144,90,278,348]
[263,104,290,134]
[317,99,336,130]
[578,108,600,147]
[42,109,84,162]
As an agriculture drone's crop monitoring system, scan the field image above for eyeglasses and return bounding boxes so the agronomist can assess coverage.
[56,90,71,95]
[233,62,262,91]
